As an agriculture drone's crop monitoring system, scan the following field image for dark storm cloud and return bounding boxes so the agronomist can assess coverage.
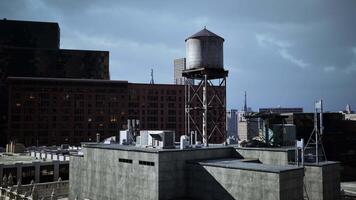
[1,0,355,111]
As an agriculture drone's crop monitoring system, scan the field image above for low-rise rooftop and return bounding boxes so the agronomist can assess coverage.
[82,143,232,153]
[196,158,303,173]
[0,153,52,165]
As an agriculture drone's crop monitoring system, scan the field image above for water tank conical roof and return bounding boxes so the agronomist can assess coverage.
[185,27,224,70]
[185,27,224,42]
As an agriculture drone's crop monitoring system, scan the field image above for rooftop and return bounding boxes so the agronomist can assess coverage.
[82,143,232,153]
[196,158,303,173]
[0,153,52,165]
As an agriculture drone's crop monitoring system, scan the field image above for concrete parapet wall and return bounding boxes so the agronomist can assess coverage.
[158,147,234,199]
[304,162,340,200]
[235,147,294,165]
[187,163,304,200]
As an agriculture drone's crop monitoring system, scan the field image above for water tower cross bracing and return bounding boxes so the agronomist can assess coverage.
[183,27,229,146]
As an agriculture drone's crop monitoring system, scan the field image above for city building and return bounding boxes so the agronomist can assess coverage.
[345,113,356,121]
[173,58,186,85]
[237,91,259,141]
[0,19,110,147]
[259,107,303,114]
[226,109,238,139]
[7,77,129,146]
[7,77,225,146]
[282,112,356,180]
[0,19,109,80]
[237,116,259,141]
[70,143,340,200]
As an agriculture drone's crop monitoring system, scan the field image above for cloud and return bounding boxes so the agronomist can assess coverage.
[345,47,356,73]
[323,66,336,73]
[256,34,291,48]
[256,34,309,69]
[279,49,309,69]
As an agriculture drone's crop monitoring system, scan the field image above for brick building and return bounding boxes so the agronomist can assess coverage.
[8,77,128,146]
[0,19,109,146]
[7,77,225,146]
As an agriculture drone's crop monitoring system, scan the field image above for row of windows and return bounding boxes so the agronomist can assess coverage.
[118,158,133,163]
[118,158,155,166]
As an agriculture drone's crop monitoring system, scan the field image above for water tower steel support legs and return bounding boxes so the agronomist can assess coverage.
[184,72,227,146]
[203,74,208,146]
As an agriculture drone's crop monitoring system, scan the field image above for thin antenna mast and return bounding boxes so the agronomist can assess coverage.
[150,69,154,84]
[304,99,327,164]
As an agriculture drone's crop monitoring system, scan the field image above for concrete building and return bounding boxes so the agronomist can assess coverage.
[70,143,340,200]
[345,113,356,121]
[173,58,186,85]
[237,112,259,141]
[259,107,303,114]
[226,109,238,139]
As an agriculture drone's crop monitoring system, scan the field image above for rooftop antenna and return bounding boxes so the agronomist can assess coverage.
[304,99,327,164]
[150,68,154,84]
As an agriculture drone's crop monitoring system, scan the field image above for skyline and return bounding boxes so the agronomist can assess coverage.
[1,0,355,112]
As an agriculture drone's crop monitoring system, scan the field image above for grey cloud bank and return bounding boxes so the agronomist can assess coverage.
[1,0,355,111]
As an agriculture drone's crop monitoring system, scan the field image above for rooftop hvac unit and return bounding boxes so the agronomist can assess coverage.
[137,130,175,149]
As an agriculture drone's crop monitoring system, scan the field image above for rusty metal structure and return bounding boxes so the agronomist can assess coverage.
[183,28,228,146]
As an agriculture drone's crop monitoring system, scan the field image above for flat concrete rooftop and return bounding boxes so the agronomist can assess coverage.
[304,161,340,166]
[83,143,232,153]
[234,146,296,152]
[0,153,51,165]
[195,158,303,173]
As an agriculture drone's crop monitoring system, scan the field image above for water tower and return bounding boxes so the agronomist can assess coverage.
[183,27,228,146]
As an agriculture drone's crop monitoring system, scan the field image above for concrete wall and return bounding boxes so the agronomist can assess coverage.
[304,162,340,200]
[187,164,304,200]
[70,147,159,200]
[158,148,234,199]
[235,147,294,165]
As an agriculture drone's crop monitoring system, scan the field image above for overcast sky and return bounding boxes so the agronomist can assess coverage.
[1,0,356,112]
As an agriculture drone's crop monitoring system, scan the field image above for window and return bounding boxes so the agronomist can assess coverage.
[119,158,133,163]
[139,160,155,166]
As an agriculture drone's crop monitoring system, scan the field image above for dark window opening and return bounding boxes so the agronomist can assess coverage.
[119,158,133,163]
[139,160,155,166]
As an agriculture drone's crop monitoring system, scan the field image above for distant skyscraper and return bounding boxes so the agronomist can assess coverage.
[174,58,186,85]
[226,109,238,138]
[237,91,258,141]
